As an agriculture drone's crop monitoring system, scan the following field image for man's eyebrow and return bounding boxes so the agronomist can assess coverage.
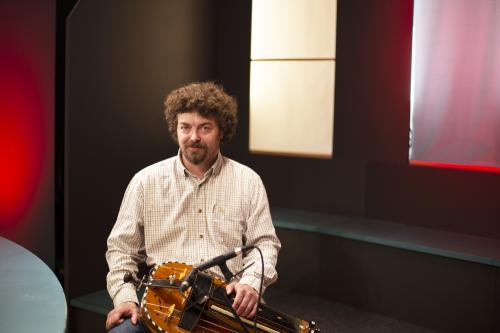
[196,121,215,127]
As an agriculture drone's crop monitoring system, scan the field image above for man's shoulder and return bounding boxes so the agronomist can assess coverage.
[134,156,177,179]
[220,155,260,179]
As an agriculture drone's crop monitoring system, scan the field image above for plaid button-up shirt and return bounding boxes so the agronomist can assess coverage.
[106,152,281,306]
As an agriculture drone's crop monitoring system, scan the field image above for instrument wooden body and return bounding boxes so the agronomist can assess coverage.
[139,262,318,333]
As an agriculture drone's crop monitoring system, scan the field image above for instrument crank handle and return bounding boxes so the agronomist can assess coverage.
[123,272,147,290]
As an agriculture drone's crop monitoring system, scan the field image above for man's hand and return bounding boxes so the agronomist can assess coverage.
[226,282,259,318]
[105,301,139,331]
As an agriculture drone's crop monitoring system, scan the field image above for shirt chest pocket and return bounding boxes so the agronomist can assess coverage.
[210,203,245,248]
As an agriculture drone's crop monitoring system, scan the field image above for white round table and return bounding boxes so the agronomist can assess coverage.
[0,236,67,332]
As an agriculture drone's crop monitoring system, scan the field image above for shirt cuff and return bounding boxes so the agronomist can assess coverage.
[239,274,266,295]
[113,285,139,307]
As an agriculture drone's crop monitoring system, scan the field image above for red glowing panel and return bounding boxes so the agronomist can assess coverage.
[0,51,45,225]
[410,0,500,171]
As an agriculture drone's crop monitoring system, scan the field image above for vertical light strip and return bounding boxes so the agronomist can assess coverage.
[250,0,337,158]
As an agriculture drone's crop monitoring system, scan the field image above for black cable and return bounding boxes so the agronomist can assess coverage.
[215,245,265,333]
[252,246,265,332]
[220,289,251,333]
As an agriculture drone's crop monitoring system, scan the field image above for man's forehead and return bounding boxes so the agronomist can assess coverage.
[177,111,217,124]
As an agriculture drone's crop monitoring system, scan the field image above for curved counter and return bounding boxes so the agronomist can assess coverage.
[0,236,67,332]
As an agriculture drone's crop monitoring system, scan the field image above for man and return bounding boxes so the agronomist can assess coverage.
[105,82,281,332]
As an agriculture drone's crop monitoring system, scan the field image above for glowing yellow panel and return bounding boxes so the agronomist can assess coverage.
[251,0,337,60]
[249,61,335,158]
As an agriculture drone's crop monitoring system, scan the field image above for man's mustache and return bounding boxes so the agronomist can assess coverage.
[187,142,206,149]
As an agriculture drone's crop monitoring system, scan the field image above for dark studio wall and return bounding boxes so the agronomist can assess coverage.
[66,0,216,298]
[65,0,500,310]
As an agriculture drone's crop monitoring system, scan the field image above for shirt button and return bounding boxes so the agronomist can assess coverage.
[200,259,204,262]
[198,209,202,213]
[199,235,204,239]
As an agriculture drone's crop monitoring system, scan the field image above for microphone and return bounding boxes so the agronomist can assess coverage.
[179,245,252,292]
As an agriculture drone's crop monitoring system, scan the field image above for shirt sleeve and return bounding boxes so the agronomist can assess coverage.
[106,173,146,307]
[239,174,281,294]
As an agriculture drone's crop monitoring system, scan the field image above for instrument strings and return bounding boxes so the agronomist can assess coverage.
[144,302,242,333]
[143,301,293,333]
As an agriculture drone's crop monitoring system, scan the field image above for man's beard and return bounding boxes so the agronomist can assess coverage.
[183,142,208,165]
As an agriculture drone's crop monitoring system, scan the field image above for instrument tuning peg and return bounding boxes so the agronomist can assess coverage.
[308,320,320,332]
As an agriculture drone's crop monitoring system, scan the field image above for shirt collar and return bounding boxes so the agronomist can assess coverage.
[211,152,223,176]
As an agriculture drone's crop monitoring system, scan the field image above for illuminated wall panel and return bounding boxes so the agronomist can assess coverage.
[410,0,500,169]
[251,0,336,59]
[250,61,335,156]
[250,0,337,158]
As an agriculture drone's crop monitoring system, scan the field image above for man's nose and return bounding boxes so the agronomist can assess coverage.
[190,129,200,141]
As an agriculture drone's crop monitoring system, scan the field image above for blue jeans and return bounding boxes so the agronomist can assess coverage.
[108,319,148,333]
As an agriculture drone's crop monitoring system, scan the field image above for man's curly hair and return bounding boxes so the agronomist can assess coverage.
[163,82,238,144]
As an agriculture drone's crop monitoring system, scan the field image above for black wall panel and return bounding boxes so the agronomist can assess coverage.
[66,0,216,298]
[365,162,500,238]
